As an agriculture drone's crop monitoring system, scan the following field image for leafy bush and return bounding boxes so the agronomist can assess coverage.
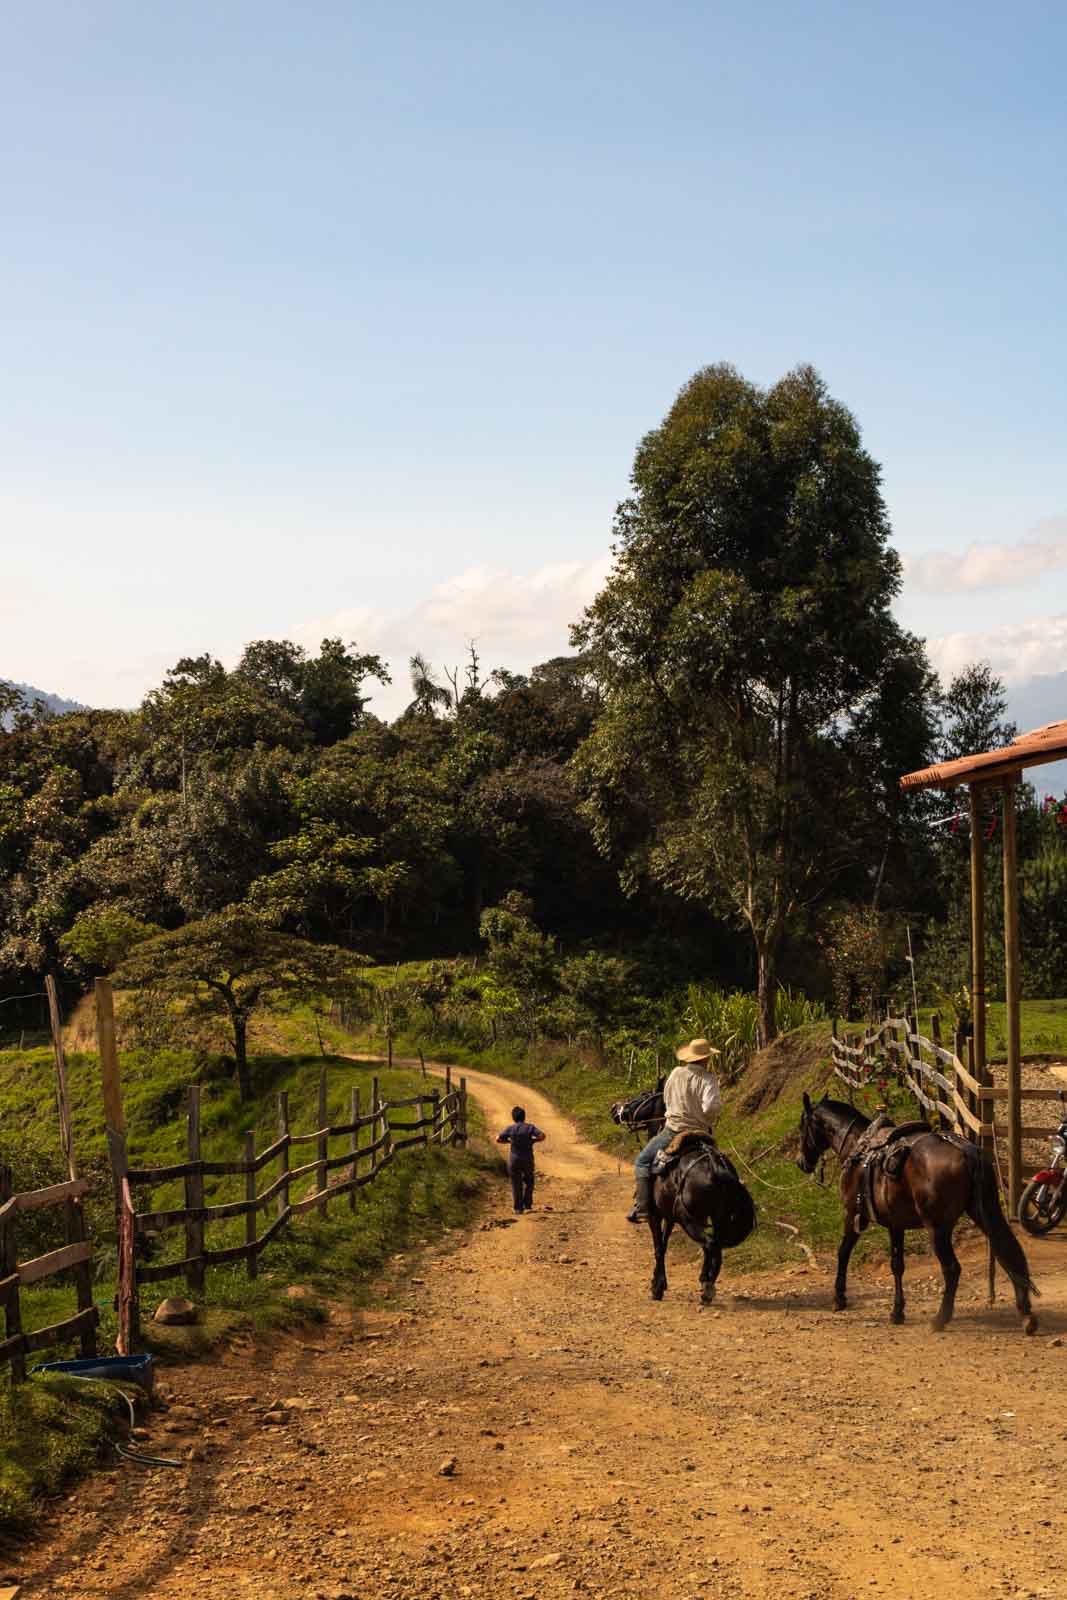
[681,983,826,1082]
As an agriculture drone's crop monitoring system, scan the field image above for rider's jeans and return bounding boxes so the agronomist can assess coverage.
[634,1126,676,1179]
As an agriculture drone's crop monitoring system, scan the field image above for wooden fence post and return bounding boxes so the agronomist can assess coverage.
[952,1024,964,1138]
[185,1086,205,1295]
[379,1084,392,1162]
[96,977,127,1207]
[317,1067,329,1218]
[277,1092,290,1218]
[458,1077,468,1147]
[429,1089,439,1147]
[349,1087,360,1212]
[45,975,73,1173]
[1002,776,1023,1214]
[371,1078,381,1172]
[244,1131,258,1279]
[115,1177,140,1354]
[0,1165,25,1382]
[95,976,133,1337]
[65,1190,97,1358]
[46,975,95,1355]
[967,1037,980,1143]
[904,1012,922,1121]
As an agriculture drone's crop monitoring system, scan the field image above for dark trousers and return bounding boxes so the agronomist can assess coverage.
[509,1160,534,1212]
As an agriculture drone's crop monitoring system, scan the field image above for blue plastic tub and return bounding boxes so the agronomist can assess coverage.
[32,1353,155,1393]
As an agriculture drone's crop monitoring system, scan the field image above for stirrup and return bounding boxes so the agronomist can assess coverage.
[626,1206,648,1223]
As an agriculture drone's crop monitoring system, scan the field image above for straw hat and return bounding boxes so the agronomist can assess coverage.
[675,1037,719,1063]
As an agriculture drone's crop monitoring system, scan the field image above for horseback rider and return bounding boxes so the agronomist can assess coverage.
[627,1038,722,1223]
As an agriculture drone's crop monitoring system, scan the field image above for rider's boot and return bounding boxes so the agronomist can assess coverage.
[626,1173,654,1224]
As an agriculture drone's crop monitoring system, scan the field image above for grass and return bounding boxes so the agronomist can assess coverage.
[983,999,1067,1058]
[0,996,490,1530]
[0,1372,129,1543]
[0,1032,487,1343]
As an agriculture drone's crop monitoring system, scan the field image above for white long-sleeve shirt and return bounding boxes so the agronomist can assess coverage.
[663,1063,722,1135]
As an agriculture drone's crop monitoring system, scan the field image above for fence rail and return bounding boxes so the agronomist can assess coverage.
[831,1013,1064,1188]
[0,1166,98,1382]
[1,973,100,1382]
[114,1062,468,1354]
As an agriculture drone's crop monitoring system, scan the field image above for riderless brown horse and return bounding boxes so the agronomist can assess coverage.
[796,1094,1038,1334]
[646,1137,755,1306]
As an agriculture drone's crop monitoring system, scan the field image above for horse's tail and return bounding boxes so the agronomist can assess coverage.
[962,1141,1039,1299]
[716,1179,756,1249]
[708,1151,756,1247]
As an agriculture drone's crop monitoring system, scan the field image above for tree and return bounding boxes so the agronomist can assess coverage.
[479,892,557,1040]
[573,362,938,1045]
[940,662,1016,762]
[60,907,162,973]
[557,950,633,1058]
[404,654,454,718]
[114,909,367,1100]
[0,683,25,728]
[300,637,391,745]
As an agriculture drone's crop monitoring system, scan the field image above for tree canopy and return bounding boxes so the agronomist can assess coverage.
[114,909,367,1099]
[1,365,1059,1046]
[572,363,939,1042]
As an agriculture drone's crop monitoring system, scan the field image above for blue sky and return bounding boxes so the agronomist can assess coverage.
[3,1,1066,715]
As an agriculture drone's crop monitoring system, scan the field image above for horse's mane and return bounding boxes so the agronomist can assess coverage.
[816,1097,870,1135]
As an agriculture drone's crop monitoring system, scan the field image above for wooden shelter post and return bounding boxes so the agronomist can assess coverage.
[1002,779,1023,1211]
[967,786,986,1088]
[902,718,1067,1212]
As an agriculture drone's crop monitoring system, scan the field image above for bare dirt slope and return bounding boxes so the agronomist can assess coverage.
[11,1066,1067,1600]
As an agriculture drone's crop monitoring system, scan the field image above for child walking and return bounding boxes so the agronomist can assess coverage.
[496,1106,546,1214]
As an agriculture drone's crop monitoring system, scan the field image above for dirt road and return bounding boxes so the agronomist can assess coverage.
[11,1066,1067,1600]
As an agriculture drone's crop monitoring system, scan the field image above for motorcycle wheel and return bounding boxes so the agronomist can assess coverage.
[1018,1176,1067,1236]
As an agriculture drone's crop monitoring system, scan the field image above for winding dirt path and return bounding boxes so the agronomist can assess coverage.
[11,1064,1067,1600]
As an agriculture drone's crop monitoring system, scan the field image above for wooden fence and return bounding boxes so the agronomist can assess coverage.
[0,1169,98,1382]
[114,1061,468,1354]
[1,974,98,1382]
[831,1014,1064,1193]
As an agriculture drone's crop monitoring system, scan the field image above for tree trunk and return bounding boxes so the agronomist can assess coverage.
[755,939,778,1049]
[233,1014,252,1102]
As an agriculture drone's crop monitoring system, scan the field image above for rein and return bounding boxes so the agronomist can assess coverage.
[724,1136,829,1195]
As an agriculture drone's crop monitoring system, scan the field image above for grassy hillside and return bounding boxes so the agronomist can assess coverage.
[0,1000,488,1535]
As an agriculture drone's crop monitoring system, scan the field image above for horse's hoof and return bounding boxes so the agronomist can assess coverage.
[1024,1314,1039,1336]
[833,1298,847,1312]
[651,1288,665,1302]
[890,1311,905,1325]
[931,1317,946,1333]
[701,1290,716,1308]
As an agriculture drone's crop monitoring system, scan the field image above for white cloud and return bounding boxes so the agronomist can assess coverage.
[293,554,614,714]
[903,519,1067,592]
[928,613,1067,685]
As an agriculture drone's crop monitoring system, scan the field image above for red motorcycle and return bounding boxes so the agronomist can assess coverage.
[1019,1098,1067,1237]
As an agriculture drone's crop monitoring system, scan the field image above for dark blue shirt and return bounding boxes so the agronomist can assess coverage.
[497,1121,544,1165]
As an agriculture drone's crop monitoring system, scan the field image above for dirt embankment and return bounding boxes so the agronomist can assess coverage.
[10,1061,1067,1600]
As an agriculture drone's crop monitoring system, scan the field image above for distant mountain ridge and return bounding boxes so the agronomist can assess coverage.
[1,680,88,728]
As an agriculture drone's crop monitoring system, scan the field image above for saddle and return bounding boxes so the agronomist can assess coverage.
[845,1115,933,1233]
[626,1089,666,1127]
[653,1131,735,1183]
